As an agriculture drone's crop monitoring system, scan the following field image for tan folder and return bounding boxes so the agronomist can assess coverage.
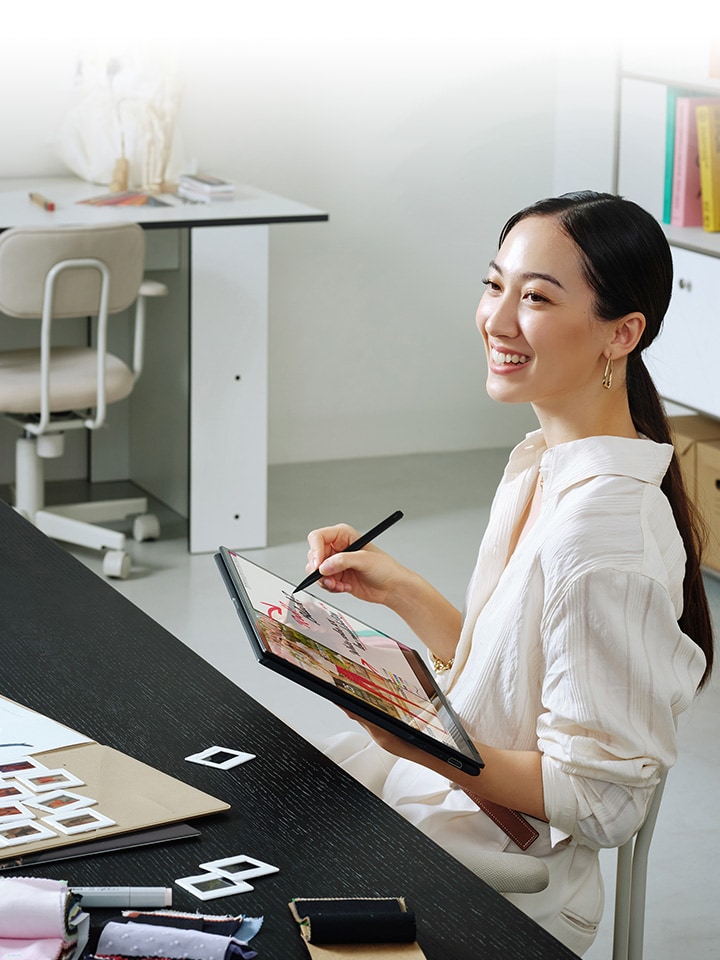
[0,700,229,862]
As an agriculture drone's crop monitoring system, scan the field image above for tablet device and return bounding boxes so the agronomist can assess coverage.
[215,548,483,776]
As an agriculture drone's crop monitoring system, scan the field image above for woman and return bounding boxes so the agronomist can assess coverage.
[304,192,714,954]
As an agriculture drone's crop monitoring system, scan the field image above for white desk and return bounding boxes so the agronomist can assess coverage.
[0,177,328,552]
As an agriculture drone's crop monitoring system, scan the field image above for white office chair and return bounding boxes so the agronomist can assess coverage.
[0,222,167,578]
[612,768,669,960]
[442,837,550,895]
[456,771,668,960]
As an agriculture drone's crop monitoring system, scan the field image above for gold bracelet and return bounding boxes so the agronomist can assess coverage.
[429,651,455,673]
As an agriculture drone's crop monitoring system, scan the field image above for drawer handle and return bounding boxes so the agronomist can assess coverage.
[678,278,692,291]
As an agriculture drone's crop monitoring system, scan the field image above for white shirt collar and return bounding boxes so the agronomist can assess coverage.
[506,429,674,497]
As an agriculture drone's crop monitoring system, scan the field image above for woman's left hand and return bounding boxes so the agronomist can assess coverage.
[342,710,444,770]
[341,709,546,820]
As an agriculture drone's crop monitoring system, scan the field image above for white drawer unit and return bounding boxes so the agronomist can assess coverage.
[645,246,720,419]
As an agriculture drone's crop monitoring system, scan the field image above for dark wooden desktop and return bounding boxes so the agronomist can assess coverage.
[0,500,577,958]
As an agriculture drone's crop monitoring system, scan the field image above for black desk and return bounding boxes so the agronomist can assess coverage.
[0,500,576,959]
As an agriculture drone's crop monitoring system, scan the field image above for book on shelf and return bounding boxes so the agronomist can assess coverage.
[177,173,235,203]
[671,96,720,227]
[696,102,720,232]
[663,87,694,224]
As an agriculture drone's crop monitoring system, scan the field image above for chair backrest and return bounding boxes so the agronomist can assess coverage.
[612,768,669,960]
[0,222,145,320]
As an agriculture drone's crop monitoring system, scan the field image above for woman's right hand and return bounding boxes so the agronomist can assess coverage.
[305,523,408,606]
[306,522,463,663]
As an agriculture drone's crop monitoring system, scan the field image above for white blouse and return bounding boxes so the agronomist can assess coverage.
[433,430,706,850]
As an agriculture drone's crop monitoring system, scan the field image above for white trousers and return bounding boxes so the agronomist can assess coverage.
[321,730,603,956]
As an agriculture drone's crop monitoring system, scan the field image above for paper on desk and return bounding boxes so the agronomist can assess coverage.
[0,697,91,764]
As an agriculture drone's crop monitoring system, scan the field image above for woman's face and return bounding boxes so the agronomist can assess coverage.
[476,215,614,416]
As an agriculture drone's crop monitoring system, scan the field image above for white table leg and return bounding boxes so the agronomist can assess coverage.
[189,225,269,552]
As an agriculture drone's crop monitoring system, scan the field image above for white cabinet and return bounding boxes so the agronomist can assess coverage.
[645,247,720,418]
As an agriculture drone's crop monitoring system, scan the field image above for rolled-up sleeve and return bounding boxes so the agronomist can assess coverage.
[537,567,704,849]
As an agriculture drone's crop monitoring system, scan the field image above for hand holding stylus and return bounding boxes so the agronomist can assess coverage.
[294,510,404,595]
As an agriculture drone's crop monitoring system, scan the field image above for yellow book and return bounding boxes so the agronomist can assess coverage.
[696,103,720,231]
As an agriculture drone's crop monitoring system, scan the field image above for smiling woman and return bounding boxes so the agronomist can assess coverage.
[477,213,645,444]
[303,191,714,956]
[485,192,713,686]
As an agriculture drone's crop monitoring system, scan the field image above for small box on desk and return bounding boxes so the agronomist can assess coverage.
[696,440,720,574]
[669,414,720,500]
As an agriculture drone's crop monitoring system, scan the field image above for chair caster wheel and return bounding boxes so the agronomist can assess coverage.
[133,513,160,542]
[103,549,131,579]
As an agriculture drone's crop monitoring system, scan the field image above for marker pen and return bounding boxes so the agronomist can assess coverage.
[71,886,172,907]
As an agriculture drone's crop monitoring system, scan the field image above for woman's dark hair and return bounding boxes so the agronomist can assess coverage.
[500,190,713,688]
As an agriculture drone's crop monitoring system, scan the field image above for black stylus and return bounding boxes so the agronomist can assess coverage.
[292,510,404,595]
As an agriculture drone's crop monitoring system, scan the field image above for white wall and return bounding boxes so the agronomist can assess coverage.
[0,6,623,476]
[553,52,618,197]
[179,38,556,463]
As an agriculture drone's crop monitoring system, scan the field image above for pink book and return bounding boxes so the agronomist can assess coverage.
[670,97,720,227]
[671,96,720,226]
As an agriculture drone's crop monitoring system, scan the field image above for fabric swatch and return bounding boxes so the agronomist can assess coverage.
[95,922,256,960]
[0,876,87,960]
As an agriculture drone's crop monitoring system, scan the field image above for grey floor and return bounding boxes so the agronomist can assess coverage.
[57,448,719,958]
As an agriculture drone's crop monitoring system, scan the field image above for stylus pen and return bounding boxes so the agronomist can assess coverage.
[292,509,404,594]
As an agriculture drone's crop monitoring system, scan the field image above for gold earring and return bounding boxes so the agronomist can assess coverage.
[602,356,613,390]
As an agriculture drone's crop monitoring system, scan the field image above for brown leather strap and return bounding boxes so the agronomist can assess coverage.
[462,790,539,851]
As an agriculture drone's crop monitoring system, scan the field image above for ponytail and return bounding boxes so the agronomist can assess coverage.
[627,356,713,687]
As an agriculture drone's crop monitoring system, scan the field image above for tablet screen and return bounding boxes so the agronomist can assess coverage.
[218,549,482,775]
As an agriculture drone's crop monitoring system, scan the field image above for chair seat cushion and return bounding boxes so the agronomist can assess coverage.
[0,347,134,413]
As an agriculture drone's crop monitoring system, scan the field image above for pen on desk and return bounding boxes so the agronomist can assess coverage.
[29,192,56,212]
[70,886,172,907]
[292,509,404,594]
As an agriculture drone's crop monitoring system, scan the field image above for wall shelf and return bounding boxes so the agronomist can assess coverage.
[616,48,720,417]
